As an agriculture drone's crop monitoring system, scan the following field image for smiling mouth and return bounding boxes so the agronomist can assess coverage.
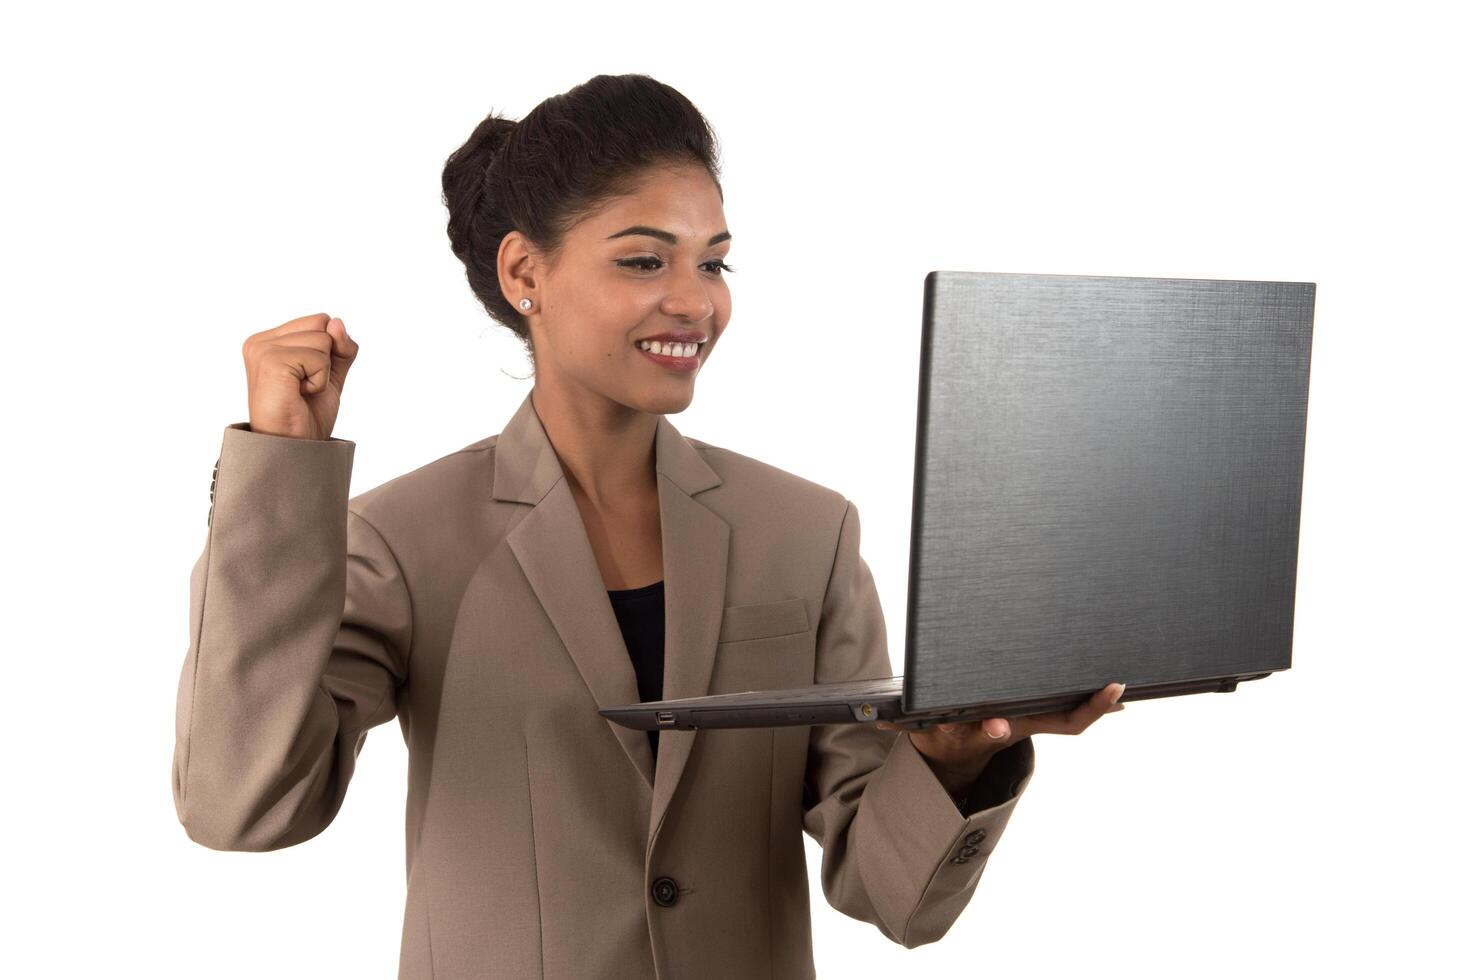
[634,340,704,374]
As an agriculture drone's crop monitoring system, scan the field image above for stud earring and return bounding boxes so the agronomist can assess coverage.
[519,298,533,311]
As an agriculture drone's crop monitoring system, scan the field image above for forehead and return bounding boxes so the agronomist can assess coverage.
[581,164,727,240]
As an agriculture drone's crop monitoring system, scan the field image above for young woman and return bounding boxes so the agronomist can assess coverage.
[171,73,1125,979]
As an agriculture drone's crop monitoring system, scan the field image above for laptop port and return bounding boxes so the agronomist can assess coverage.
[656,711,676,726]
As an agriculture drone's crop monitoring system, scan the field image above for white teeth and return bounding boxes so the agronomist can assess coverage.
[638,340,703,357]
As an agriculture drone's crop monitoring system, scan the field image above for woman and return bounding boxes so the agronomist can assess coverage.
[171,73,1125,979]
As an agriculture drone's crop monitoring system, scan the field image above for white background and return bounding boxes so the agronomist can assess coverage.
[4,1,1464,977]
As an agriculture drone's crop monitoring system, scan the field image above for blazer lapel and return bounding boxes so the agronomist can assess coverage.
[649,450,728,844]
[493,392,727,840]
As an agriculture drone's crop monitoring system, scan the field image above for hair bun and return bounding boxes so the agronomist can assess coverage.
[442,113,516,260]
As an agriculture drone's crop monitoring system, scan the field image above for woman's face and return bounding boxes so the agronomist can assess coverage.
[506,161,733,417]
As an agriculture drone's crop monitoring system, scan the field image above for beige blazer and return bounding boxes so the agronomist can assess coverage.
[171,389,1036,980]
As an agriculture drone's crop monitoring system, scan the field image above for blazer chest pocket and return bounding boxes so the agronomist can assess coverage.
[718,597,810,644]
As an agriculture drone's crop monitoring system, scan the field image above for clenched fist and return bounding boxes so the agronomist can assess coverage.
[243,313,359,440]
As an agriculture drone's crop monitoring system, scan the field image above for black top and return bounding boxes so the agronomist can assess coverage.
[606,579,666,761]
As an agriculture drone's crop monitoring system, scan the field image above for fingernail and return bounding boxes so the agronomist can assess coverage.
[1111,683,1126,704]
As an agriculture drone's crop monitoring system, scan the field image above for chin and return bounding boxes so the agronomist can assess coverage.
[636,387,697,416]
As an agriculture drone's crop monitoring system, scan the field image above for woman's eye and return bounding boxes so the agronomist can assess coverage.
[617,257,736,276]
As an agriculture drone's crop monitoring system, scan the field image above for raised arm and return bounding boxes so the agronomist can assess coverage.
[171,423,411,851]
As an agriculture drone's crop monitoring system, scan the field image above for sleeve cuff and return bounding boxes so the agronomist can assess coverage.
[954,735,1036,817]
[223,421,356,447]
[850,733,1036,945]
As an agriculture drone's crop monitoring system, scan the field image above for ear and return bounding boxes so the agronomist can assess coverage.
[497,230,543,307]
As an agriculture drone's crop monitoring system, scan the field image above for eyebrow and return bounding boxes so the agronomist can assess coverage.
[606,225,732,247]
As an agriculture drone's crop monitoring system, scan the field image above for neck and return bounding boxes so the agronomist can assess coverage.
[529,385,659,508]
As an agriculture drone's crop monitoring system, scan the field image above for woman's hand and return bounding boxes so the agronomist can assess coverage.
[244,313,358,440]
[877,681,1127,795]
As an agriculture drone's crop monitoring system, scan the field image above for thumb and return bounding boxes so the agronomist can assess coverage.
[325,317,358,386]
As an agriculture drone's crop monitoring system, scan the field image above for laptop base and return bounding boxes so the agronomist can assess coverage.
[599,671,1276,732]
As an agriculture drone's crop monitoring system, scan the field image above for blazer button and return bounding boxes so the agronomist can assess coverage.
[965,829,986,847]
[650,876,680,908]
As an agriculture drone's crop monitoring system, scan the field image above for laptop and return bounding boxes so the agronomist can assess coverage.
[601,270,1316,733]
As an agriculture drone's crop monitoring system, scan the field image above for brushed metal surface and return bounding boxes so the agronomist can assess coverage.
[903,271,1315,712]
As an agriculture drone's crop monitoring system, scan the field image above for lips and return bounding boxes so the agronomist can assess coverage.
[636,343,701,373]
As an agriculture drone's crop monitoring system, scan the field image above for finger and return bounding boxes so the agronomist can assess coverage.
[243,314,328,359]
[260,312,332,341]
[261,343,333,394]
[980,717,1010,740]
[931,720,1004,742]
[245,329,335,387]
[1007,683,1126,738]
[274,328,336,353]
[1064,682,1126,734]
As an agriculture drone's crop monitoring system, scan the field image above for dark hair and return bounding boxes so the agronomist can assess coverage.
[442,73,724,361]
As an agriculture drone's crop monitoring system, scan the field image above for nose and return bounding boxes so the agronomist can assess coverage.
[660,262,716,322]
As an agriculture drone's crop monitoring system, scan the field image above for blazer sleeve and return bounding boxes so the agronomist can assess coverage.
[171,423,412,852]
[801,499,1037,948]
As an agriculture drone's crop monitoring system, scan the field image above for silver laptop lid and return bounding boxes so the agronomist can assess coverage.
[903,271,1315,712]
